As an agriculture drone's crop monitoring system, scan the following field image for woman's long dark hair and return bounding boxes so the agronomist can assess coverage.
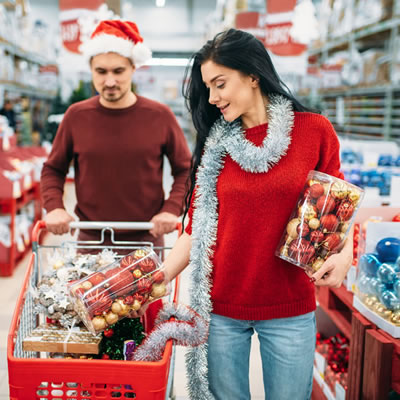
[182,28,311,227]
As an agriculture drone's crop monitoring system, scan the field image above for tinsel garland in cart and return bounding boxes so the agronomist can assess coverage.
[132,303,208,362]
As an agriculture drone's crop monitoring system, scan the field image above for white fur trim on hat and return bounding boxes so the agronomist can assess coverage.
[80,33,152,67]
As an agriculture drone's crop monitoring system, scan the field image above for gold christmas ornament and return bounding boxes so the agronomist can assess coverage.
[390,310,400,326]
[81,281,93,291]
[286,218,300,238]
[134,249,147,260]
[280,245,289,257]
[111,301,122,315]
[113,299,130,316]
[348,189,360,204]
[151,283,167,298]
[131,299,141,311]
[298,204,317,221]
[308,218,321,230]
[364,295,378,308]
[312,258,325,272]
[340,222,349,233]
[330,181,349,199]
[105,311,119,325]
[373,302,392,319]
[91,316,107,331]
[132,269,142,279]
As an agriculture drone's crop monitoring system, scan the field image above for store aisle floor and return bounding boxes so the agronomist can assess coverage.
[0,181,265,399]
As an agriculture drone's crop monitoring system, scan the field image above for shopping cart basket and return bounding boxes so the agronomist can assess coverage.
[7,220,181,400]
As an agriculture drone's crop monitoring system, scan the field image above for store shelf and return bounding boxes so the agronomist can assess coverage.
[309,18,400,57]
[0,80,55,99]
[316,285,354,339]
[0,36,55,66]
[0,182,42,276]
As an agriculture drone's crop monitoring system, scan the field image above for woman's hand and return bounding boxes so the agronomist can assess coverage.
[310,251,353,288]
[310,224,354,288]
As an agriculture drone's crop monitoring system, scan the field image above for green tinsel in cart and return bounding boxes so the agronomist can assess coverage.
[96,318,145,360]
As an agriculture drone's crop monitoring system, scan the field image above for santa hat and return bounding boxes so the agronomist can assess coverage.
[80,20,152,68]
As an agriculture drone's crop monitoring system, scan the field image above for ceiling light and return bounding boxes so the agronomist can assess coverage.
[156,0,166,7]
[147,57,191,67]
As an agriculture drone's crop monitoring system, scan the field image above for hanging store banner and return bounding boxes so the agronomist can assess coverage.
[235,12,265,42]
[59,0,104,54]
[262,0,308,74]
[264,0,306,57]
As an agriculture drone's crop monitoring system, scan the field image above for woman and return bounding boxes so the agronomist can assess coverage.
[163,28,353,400]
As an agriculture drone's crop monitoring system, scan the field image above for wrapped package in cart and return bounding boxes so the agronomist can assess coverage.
[68,247,170,334]
[276,170,364,274]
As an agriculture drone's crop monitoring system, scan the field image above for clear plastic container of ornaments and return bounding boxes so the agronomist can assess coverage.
[68,247,170,335]
[353,222,400,336]
[276,170,364,275]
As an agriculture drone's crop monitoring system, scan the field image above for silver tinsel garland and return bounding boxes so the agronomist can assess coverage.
[132,303,208,362]
[187,95,294,399]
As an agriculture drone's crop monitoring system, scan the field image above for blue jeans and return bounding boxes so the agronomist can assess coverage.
[207,312,316,400]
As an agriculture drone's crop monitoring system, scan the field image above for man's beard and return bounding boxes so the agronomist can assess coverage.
[101,87,126,102]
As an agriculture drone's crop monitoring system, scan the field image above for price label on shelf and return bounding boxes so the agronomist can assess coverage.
[314,351,326,375]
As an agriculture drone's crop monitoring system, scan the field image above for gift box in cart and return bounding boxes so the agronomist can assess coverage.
[7,220,181,400]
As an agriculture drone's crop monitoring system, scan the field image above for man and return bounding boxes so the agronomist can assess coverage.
[40,20,191,246]
[0,99,16,130]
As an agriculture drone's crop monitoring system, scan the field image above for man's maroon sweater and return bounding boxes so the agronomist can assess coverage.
[41,95,191,226]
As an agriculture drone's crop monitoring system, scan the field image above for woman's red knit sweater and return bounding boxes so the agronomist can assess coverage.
[186,112,343,321]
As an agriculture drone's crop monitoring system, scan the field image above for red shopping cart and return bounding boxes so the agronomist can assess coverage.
[7,220,181,400]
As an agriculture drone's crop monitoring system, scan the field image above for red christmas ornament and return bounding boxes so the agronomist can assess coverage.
[124,295,134,305]
[310,230,325,244]
[320,214,339,232]
[392,213,400,222]
[337,200,354,221]
[104,328,114,338]
[316,195,336,213]
[136,277,152,293]
[120,255,136,270]
[296,223,310,237]
[89,272,106,287]
[309,183,325,199]
[133,293,145,303]
[322,233,341,251]
[85,288,113,316]
[101,354,110,359]
[152,270,165,284]
[288,239,315,264]
[139,257,157,273]
[105,267,134,296]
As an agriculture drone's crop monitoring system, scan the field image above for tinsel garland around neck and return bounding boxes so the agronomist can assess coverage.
[186,94,294,400]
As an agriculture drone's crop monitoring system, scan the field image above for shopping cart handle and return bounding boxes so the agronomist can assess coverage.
[69,221,154,230]
[32,220,182,243]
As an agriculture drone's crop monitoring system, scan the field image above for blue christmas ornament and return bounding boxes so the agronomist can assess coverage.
[394,279,400,298]
[358,274,372,294]
[379,290,400,311]
[377,263,398,285]
[369,277,387,297]
[376,237,400,263]
[359,253,381,276]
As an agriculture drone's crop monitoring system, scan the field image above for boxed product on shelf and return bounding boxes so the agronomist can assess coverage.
[68,248,170,334]
[353,0,393,29]
[353,221,400,337]
[22,323,101,354]
[276,170,364,275]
